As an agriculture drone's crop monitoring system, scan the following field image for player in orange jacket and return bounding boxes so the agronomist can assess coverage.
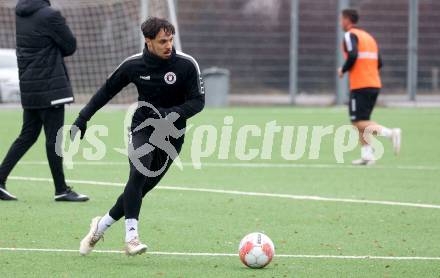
[338,9,401,165]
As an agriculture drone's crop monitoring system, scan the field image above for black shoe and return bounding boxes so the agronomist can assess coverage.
[54,187,89,202]
[0,184,17,201]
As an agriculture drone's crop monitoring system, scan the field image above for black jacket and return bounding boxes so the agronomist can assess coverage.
[80,47,205,131]
[15,0,76,109]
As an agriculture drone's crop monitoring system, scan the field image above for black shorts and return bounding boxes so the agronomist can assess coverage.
[349,88,379,122]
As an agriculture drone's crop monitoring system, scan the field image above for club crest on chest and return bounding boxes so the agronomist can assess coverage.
[164,72,177,85]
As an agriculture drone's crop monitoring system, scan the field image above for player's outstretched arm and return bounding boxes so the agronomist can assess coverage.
[70,61,131,140]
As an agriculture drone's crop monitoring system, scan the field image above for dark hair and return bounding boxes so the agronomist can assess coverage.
[141,17,175,39]
[342,9,359,24]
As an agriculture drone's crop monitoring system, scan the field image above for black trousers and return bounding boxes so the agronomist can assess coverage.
[0,106,68,193]
[109,128,183,221]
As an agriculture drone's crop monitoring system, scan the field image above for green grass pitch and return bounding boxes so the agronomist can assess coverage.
[0,107,439,277]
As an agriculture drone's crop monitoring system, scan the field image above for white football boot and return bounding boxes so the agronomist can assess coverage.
[352,158,376,166]
[79,216,103,256]
[391,128,402,155]
[353,144,376,166]
[125,237,148,256]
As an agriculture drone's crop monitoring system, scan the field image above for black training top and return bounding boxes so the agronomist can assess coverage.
[79,47,205,130]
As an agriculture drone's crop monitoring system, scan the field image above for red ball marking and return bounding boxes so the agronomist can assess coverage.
[261,243,274,266]
[239,241,254,266]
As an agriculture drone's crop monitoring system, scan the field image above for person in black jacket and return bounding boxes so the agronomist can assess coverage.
[75,17,204,256]
[0,0,89,202]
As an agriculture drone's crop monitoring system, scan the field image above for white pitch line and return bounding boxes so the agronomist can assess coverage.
[185,162,440,171]
[275,254,440,261]
[0,247,439,261]
[18,161,440,171]
[9,176,440,210]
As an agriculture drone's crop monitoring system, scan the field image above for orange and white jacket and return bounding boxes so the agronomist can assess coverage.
[342,27,382,90]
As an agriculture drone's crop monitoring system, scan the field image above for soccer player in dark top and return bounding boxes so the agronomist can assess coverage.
[73,17,204,256]
[338,9,401,165]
